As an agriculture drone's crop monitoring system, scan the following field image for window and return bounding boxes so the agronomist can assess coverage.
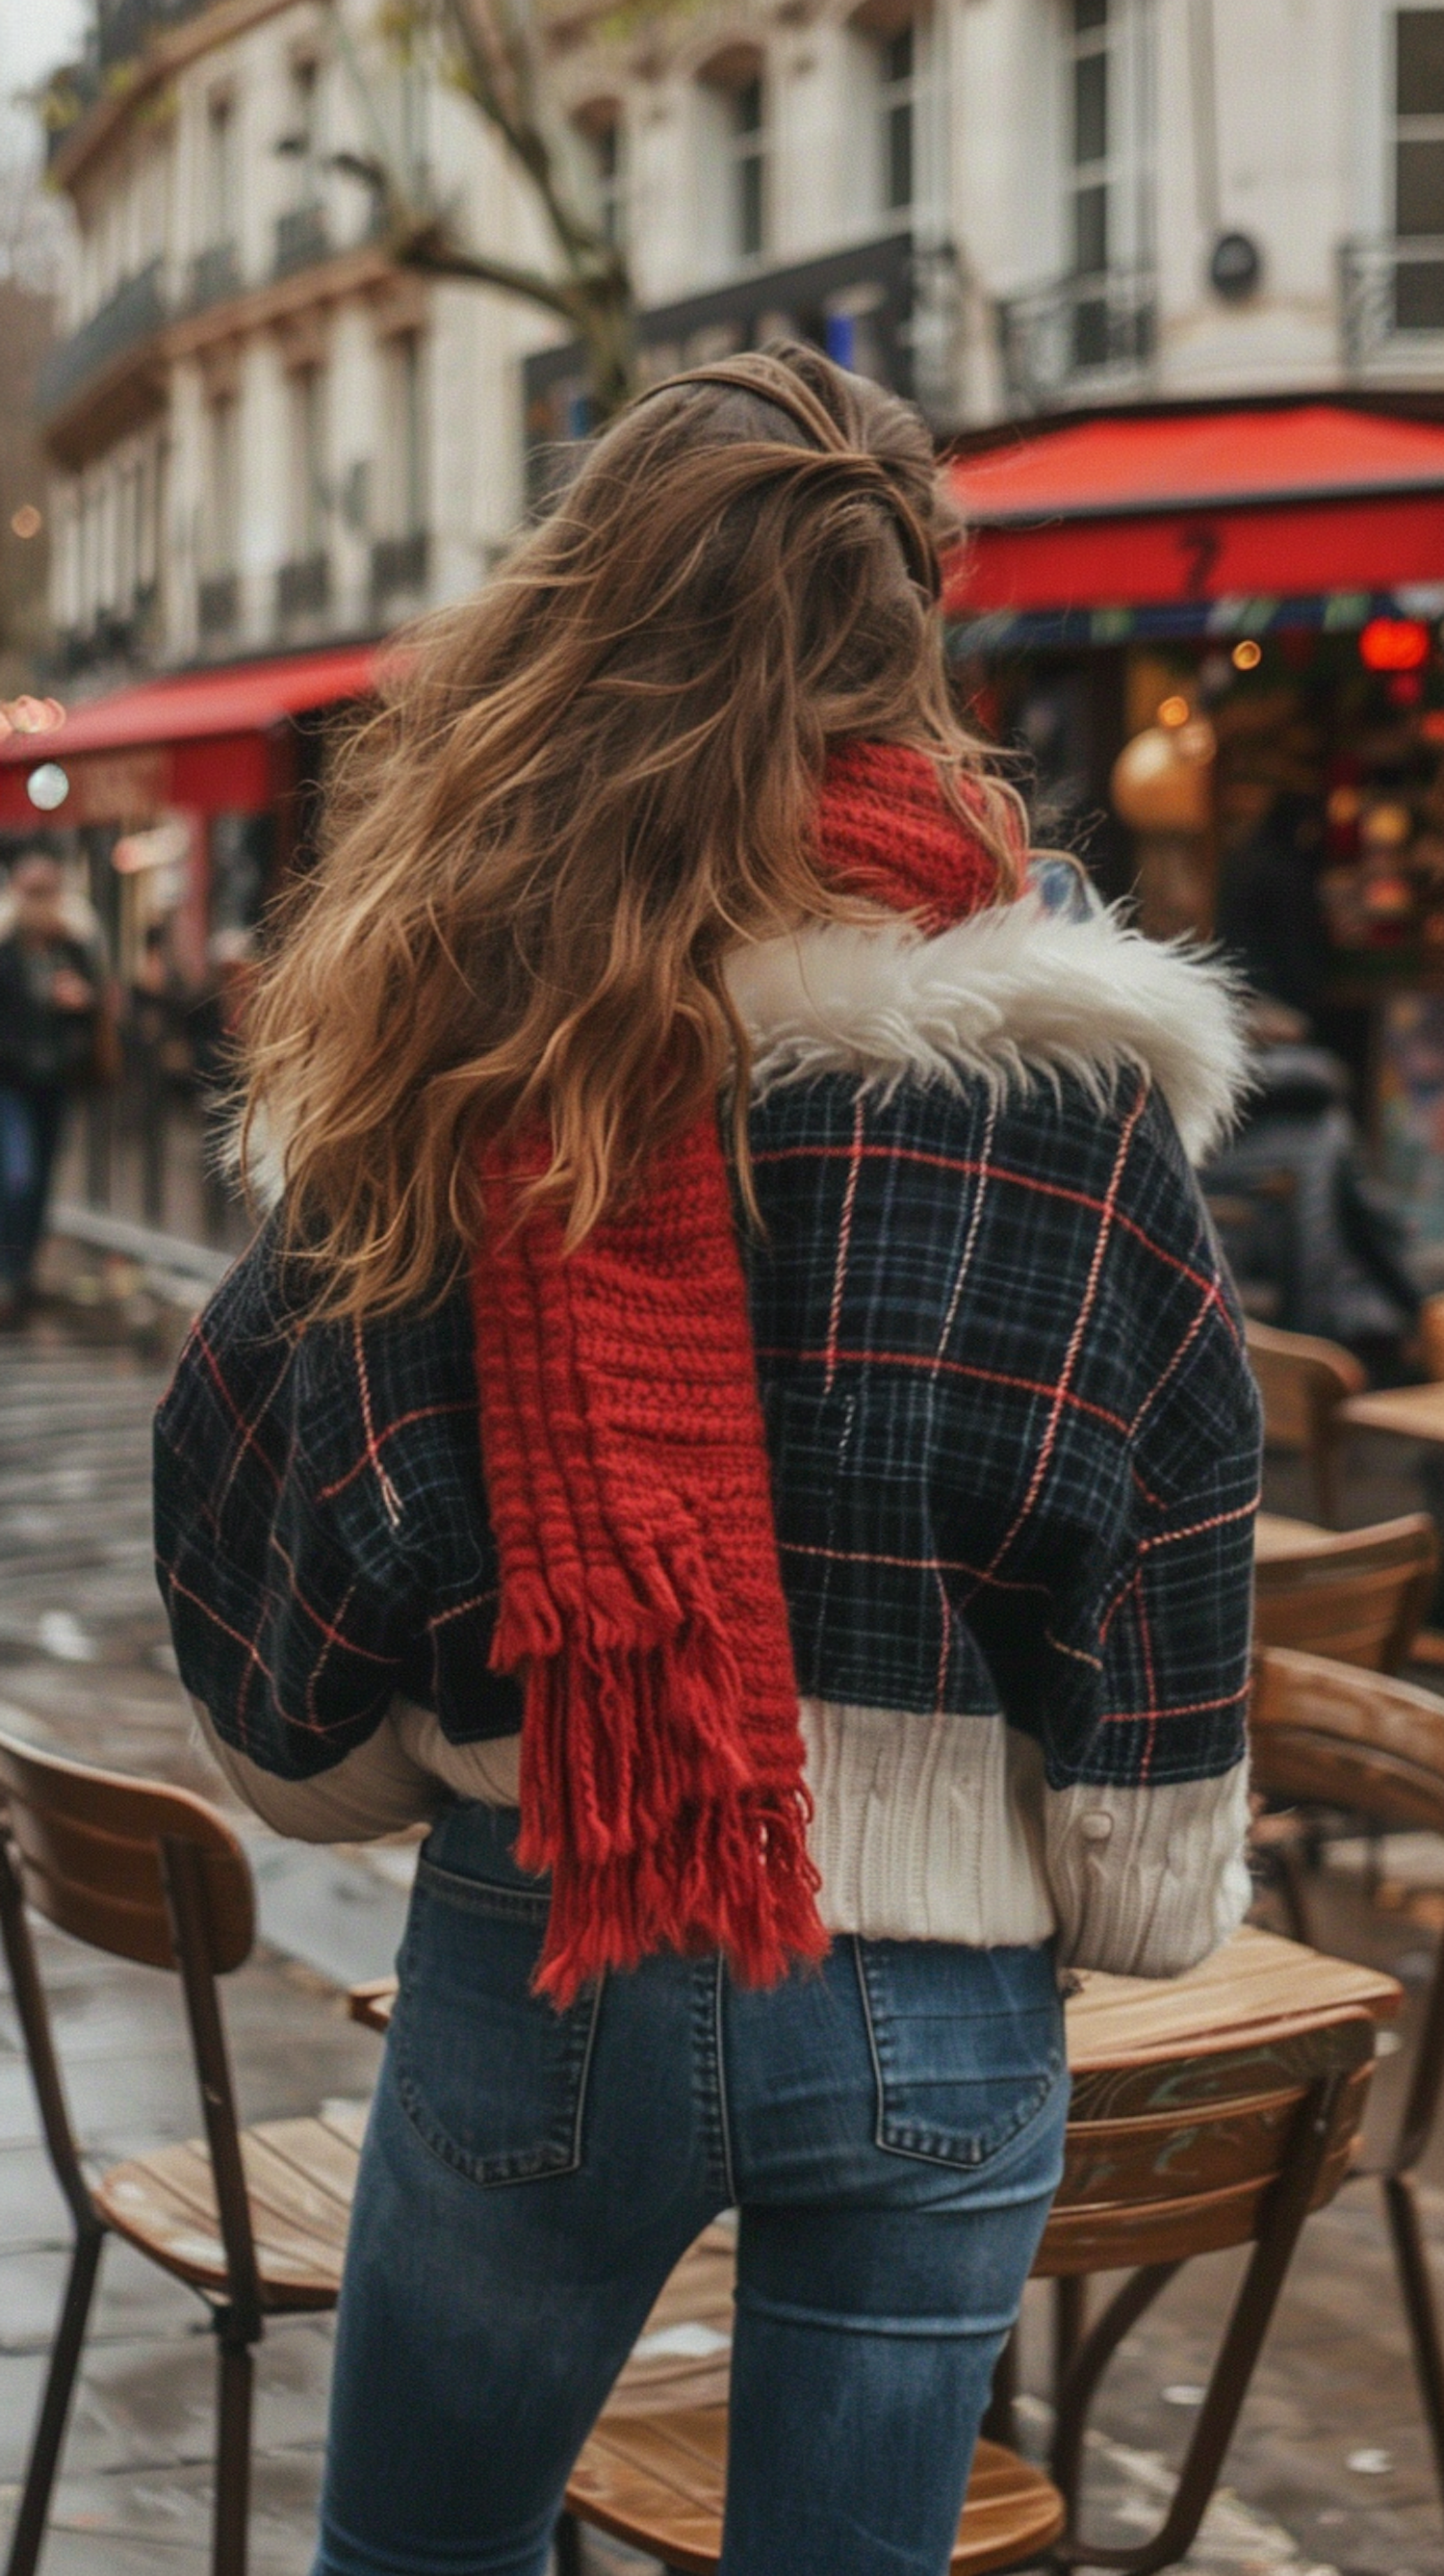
[384,335,427,537]
[284,56,322,205]
[1068,0,1112,281]
[204,91,236,248]
[575,105,626,248]
[1393,9,1444,325]
[288,366,326,558]
[1057,0,1154,378]
[732,76,766,262]
[205,395,240,574]
[879,24,917,217]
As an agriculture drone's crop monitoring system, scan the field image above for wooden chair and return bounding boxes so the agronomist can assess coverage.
[0,1730,365,2576]
[559,1926,1394,2576]
[1418,1290,1444,1383]
[1245,1317,1365,1525]
[1252,1510,1437,1671]
[1251,1648,1444,2521]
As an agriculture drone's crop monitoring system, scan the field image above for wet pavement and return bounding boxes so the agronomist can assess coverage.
[2,1303,1444,2574]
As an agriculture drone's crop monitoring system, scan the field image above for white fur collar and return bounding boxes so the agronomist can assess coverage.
[725,899,1250,1166]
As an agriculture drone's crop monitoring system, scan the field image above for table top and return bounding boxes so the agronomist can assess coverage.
[1254,1511,1329,1564]
[1065,1922,1399,2073]
[348,1923,1400,2061]
[1342,1379,1444,1444]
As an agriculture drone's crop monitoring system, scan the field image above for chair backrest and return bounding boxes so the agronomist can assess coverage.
[0,1730,254,1973]
[1252,1512,1437,1672]
[1245,1319,1365,1524]
[1420,1291,1444,1384]
[1245,1317,1364,1448]
[1038,1925,1390,2280]
[1251,1650,1444,2185]
[1250,1646,1444,1839]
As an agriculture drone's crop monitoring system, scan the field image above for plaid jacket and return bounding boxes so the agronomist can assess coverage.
[156,900,1261,1972]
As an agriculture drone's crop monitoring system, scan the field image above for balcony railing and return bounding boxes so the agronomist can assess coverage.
[197,571,239,641]
[188,241,241,312]
[276,552,330,621]
[995,267,1156,415]
[1341,236,1444,374]
[37,257,168,417]
[371,528,429,611]
[273,203,328,279]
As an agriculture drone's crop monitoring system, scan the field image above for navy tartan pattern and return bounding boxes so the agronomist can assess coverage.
[154,1060,1260,1796]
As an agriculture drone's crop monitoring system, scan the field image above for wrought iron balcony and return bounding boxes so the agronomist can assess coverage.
[37,258,168,417]
[1340,236,1444,374]
[273,203,328,279]
[276,553,330,622]
[197,572,240,641]
[370,528,429,611]
[94,0,210,72]
[995,267,1155,415]
[189,241,241,312]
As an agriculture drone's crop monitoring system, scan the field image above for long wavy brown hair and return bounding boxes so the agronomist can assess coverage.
[241,342,1022,1319]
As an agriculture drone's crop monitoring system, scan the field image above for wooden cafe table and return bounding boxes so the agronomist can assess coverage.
[1342,1378,1444,1448]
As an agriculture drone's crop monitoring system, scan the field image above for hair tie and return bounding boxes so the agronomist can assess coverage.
[628,355,942,604]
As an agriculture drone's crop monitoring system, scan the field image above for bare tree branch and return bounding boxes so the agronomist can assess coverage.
[328,0,636,415]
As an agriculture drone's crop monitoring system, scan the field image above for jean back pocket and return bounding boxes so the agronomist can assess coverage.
[393,1845,602,2186]
[855,1937,1064,2170]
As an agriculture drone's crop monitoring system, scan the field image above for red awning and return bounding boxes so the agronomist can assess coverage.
[946,404,1444,622]
[0,641,384,829]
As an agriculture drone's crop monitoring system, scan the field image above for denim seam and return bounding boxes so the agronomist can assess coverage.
[414,1852,550,1923]
[713,1952,737,2208]
[852,1934,890,2160]
[568,1972,605,2170]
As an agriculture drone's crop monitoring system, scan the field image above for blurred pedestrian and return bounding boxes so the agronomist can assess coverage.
[0,851,109,1324]
[156,346,1259,2576]
[1215,788,1331,1025]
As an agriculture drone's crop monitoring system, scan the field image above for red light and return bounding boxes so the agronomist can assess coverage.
[1422,709,1444,743]
[1361,617,1432,672]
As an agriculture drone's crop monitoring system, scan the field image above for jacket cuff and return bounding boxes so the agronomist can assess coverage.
[1044,1762,1252,1979]
[190,1697,445,1842]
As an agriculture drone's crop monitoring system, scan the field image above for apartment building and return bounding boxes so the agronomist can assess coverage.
[38,0,1444,675]
[39,0,553,681]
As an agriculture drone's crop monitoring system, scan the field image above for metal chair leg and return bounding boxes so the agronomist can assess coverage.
[1383,2172,1444,2513]
[1051,2071,1347,2575]
[981,2327,1019,2446]
[5,2220,105,2576]
[553,2511,584,2576]
[1053,2276,1087,2397]
[212,2331,254,2576]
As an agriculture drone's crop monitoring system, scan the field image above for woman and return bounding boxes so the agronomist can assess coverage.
[0,851,103,1323]
[155,347,1260,2576]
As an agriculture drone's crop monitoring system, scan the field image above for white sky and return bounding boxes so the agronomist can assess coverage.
[0,0,90,163]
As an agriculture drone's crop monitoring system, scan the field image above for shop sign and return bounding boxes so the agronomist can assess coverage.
[65,747,171,824]
[948,585,1444,658]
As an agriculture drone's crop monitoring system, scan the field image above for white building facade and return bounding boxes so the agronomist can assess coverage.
[38,0,1444,681]
[40,0,553,683]
[541,0,1444,430]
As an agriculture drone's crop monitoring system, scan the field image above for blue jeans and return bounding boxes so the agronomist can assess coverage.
[318,1803,1069,2576]
[0,1084,66,1294]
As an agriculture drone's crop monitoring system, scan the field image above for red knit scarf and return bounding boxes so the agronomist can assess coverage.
[471,741,1003,2002]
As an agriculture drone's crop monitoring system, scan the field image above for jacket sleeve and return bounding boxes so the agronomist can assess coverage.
[1040,1103,1261,1978]
[153,1251,426,1785]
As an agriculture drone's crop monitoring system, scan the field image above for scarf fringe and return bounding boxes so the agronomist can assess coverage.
[494,1541,826,2006]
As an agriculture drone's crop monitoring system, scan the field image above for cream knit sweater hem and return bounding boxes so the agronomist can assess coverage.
[193,1693,1250,1980]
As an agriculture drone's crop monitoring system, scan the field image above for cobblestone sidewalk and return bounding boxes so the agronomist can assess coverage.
[1,1311,1442,2574]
